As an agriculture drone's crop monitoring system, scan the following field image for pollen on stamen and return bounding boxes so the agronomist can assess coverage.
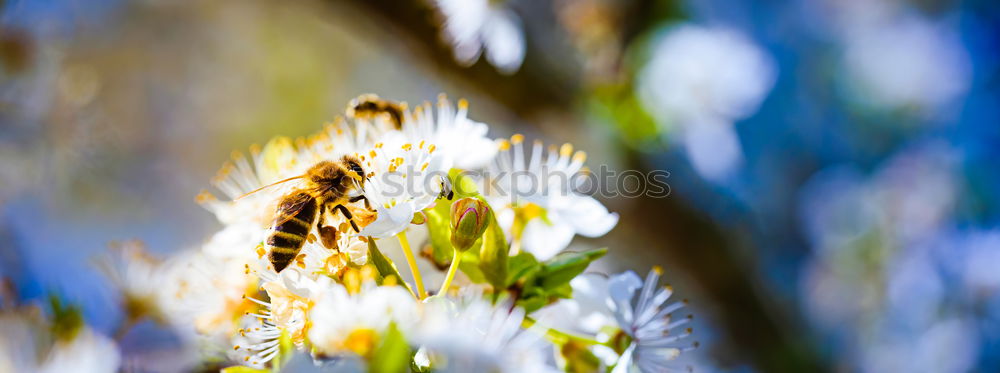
[230,150,245,161]
[560,143,574,157]
[419,140,425,149]
[375,142,384,149]
[195,190,215,204]
[457,98,469,110]
[498,140,511,151]
[573,151,587,163]
[653,265,663,275]
[212,162,234,183]
[249,143,262,156]
[421,162,429,171]
[428,144,437,153]
[402,143,412,151]
[511,134,524,144]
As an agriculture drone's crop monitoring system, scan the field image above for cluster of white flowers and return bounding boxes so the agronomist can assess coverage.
[88,93,695,372]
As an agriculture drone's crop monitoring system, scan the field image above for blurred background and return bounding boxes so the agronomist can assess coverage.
[1,0,999,371]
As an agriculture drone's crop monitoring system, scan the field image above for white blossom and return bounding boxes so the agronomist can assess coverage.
[486,135,618,259]
[434,0,525,74]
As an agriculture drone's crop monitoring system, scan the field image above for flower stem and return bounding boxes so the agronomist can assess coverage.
[439,250,462,296]
[522,316,601,346]
[397,230,426,299]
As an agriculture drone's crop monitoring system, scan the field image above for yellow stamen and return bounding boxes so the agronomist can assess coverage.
[511,134,524,144]
[560,143,574,158]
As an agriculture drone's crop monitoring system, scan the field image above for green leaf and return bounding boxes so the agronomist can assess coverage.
[516,292,550,313]
[458,249,487,283]
[422,202,455,270]
[505,252,541,287]
[221,367,270,373]
[367,239,414,295]
[368,323,411,373]
[537,248,607,290]
[477,209,508,290]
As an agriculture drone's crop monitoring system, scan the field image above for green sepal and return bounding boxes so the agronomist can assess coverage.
[368,323,411,373]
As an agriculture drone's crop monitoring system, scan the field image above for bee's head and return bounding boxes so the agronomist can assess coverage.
[340,154,366,185]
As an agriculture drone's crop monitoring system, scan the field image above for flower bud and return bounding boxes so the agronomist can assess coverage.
[450,197,492,251]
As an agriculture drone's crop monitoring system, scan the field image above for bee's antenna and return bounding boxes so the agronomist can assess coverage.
[234,175,304,201]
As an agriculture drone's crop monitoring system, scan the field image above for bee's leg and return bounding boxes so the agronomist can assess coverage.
[348,195,372,210]
[333,204,361,233]
[317,206,339,250]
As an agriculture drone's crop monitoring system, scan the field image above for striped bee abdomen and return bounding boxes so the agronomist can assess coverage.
[267,191,318,273]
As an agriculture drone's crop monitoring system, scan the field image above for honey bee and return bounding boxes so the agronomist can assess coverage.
[346,94,405,130]
[239,154,370,273]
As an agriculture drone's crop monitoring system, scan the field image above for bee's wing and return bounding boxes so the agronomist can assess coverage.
[272,193,316,226]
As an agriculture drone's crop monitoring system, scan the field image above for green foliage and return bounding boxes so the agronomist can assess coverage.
[367,239,414,295]
[477,207,508,290]
[423,169,486,270]
[458,249,487,283]
[505,252,541,287]
[369,323,411,373]
[423,202,456,269]
[506,249,607,313]
[537,249,607,290]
